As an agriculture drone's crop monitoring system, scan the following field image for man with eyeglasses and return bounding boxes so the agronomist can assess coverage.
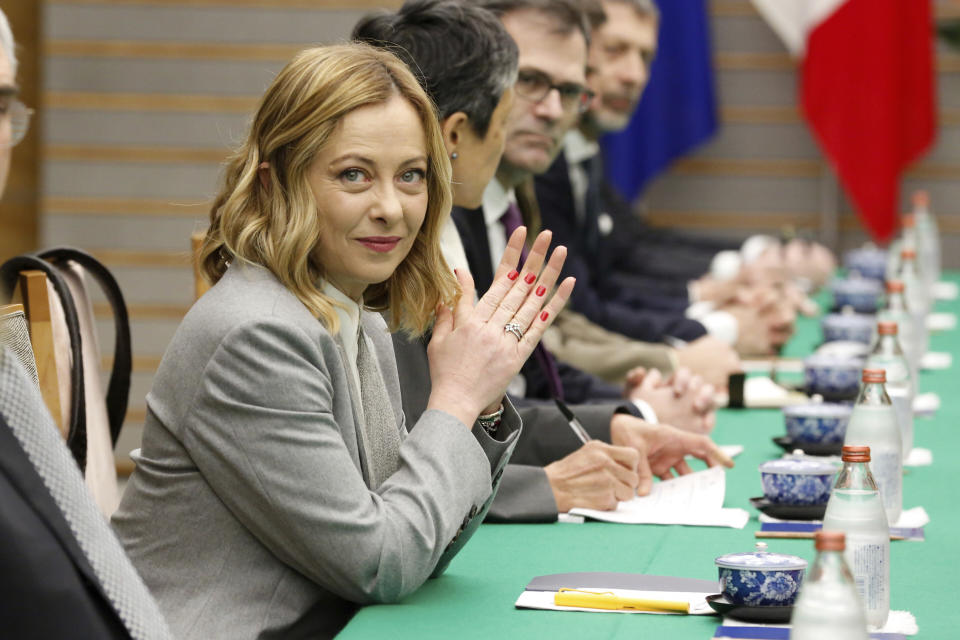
[533,0,805,366]
[0,11,31,198]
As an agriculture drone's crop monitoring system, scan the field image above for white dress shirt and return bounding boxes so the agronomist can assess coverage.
[481,178,516,270]
[322,281,362,396]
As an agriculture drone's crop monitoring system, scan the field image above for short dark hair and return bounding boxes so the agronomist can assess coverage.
[477,0,593,48]
[352,0,518,138]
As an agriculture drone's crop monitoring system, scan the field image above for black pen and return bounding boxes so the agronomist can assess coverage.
[553,398,592,444]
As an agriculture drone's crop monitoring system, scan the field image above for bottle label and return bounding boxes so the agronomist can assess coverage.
[848,541,888,612]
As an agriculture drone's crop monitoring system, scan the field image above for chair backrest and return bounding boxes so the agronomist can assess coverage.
[1,250,132,516]
[190,230,210,300]
[5,272,67,439]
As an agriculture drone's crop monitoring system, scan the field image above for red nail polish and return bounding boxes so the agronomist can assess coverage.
[507,269,519,281]
[536,285,546,297]
[540,311,549,322]
[524,273,536,284]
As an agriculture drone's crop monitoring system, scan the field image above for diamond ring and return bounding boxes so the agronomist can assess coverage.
[504,322,524,341]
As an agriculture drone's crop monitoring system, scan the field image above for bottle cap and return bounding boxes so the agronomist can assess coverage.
[814,530,846,552]
[901,248,917,260]
[912,190,930,208]
[877,321,898,335]
[886,280,905,293]
[862,368,886,383]
[902,213,916,228]
[841,445,871,462]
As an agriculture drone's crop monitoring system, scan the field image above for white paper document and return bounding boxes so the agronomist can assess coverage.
[515,587,715,615]
[904,447,933,467]
[568,467,749,528]
[913,391,940,416]
[926,312,957,331]
[933,280,958,301]
[758,506,929,529]
[719,609,917,634]
[921,352,952,371]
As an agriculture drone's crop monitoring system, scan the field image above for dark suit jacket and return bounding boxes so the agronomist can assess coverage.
[450,204,633,403]
[528,158,709,342]
[535,152,740,286]
[597,172,741,282]
[0,413,131,639]
[392,331,623,523]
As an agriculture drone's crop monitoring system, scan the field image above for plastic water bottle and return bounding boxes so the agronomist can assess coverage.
[878,280,920,388]
[866,321,914,457]
[911,190,941,287]
[790,530,869,640]
[896,248,930,357]
[843,369,902,525]
[885,212,916,282]
[822,445,890,629]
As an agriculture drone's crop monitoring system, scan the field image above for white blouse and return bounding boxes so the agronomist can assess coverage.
[321,281,362,396]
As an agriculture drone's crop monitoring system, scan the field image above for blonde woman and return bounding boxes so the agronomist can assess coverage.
[112,44,573,639]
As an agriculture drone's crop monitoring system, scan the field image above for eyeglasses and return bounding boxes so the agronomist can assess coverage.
[514,69,594,115]
[0,98,33,148]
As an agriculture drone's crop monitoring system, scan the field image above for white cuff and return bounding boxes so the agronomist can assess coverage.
[697,310,738,346]
[709,250,742,281]
[631,398,659,424]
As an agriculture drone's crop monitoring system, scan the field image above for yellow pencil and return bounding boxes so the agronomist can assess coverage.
[554,588,690,613]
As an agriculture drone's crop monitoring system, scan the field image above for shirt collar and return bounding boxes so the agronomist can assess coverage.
[563,128,600,166]
[481,178,516,227]
[321,280,362,344]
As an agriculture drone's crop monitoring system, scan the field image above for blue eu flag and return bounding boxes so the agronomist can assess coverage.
[601,0,718,202]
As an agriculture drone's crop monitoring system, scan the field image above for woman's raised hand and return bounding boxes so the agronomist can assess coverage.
[426,228,575,428]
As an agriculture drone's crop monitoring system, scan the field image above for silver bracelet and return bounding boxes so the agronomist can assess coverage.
[477,404,504,435]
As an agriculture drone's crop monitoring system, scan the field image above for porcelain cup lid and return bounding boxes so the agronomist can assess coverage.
[804,353,864,368]
[782,402,853,418]
[716,545,808,571]
[759,458,837,475]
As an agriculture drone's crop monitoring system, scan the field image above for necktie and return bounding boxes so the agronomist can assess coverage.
[0,349,173,640]
[581,155,603,257]
[499,203,566,400]
[356,329,401,490]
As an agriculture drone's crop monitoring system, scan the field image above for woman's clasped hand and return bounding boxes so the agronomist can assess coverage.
[427,227,574,427]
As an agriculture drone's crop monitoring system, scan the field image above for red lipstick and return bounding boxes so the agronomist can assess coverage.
[356,236,402,253]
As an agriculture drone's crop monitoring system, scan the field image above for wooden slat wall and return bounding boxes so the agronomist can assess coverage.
[43,0,394,467]
[41,0,960,468]
[1,1,42,258]
[647,0,960,258]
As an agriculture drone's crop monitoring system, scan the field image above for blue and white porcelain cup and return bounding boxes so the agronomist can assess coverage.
[804,354,864,400]
[759,458,837,504]
[716,544,807,607]
[843,247,887,282]
[830,277,883,313]
[782,403,852,444]
[821,313,875,344]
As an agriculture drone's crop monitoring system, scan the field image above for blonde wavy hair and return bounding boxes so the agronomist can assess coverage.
[200,43,458,335]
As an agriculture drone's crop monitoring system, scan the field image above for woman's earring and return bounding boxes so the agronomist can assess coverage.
[450,152,458,160]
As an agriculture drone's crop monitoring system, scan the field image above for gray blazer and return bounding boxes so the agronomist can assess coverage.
[112,263,518,639]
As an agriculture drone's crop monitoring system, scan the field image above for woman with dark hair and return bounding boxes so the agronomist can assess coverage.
[353,0,518,209]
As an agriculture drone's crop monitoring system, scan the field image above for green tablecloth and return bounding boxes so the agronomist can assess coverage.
[339,275,958,639]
